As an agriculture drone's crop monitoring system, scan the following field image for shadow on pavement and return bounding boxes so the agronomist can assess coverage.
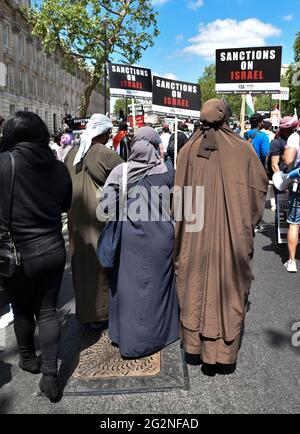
[260,222,300,263]
[0,357,13,389]
[264,328,300,355]
[57,312,85,394]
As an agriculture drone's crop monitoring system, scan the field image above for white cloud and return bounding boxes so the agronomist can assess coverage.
[183,18,281,60]
[283,14,293,21]
[188,0,204,10]
[153,72,178,80]
[152,0,170,5]
[163,73,178,80]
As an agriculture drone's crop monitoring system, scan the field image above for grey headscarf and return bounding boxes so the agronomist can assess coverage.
[104,126,168,188]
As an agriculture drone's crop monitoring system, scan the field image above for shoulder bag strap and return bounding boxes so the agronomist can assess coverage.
[122,162,128,196]
[6,153,15,234]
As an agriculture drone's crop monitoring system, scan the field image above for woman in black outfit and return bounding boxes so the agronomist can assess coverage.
[0,112,72,402]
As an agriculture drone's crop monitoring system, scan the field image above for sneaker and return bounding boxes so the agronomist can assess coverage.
[255,225,267,233]
[284,260,297,273]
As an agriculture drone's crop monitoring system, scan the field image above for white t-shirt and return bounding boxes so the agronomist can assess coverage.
[261,129,275,144]
[286,132,300,167]
[160,132,171,153]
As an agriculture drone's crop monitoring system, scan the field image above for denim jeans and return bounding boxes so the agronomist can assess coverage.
[3,232,66,375]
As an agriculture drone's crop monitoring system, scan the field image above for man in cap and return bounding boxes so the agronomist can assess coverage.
[244,113,270,233]
[65,114,123,328]
[244,113,270,167]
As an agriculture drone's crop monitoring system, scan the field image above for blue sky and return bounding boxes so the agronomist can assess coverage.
[136,0,300,84]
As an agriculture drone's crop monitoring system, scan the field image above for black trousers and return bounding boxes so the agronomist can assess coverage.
[3,232,66,376]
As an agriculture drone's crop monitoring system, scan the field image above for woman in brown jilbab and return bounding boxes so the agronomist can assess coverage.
[174,99,268,373]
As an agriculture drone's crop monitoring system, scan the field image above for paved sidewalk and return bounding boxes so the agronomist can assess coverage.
[0,207,299,414]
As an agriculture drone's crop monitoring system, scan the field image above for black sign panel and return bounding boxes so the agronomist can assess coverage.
[109,63,152,98]
[68,117,90,132]
[216,46,282,94]
[128,104,144,116]
[152,76,201,117]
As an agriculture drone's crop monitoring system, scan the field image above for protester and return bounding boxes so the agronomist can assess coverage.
[244,113,270,233]
[167,123,189,166]
[283,127,300,273]
[56,132,74,162]
[262,119,275,144]
[267,116,297,216]
[244,113,270,167]
[113,122,132,161]
[268,117,298,176]
[191,120,201,138]
[174,99,268,373]
[101,126,179,358]
[49,133,62,157]
[65,114,123,328]
[233,122,241,135]
[0,111,72,402]
[160,124,171,153]
[0,116,14,328]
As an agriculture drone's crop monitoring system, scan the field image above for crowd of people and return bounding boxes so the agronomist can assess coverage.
[0,98,299,403]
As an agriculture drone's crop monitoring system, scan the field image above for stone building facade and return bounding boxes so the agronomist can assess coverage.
[0,0,106,133]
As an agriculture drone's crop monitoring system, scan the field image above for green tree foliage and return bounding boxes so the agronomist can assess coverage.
[113,98,127,117]
[199,65,242,117]
[198,65,216,103]
[26,0,159,116]
[286,32,300,116]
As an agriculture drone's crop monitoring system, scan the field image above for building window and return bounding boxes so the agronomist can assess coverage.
[18,35,24,57]
[5,63,11,88]
[3,24,9,48]
[53,113,57,132]
[9,105,16,115]
[19,70,26,94]
[32,44,36,63]
[24,107,28,112]
[42,80,46,99]
[32,75,37,96]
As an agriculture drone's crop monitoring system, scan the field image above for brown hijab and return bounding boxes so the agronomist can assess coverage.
[197,98,234,159]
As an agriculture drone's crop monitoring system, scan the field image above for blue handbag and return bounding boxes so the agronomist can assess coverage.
[97,163,127,268]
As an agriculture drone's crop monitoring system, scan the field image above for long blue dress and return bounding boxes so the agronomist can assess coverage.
[108,166,179,358]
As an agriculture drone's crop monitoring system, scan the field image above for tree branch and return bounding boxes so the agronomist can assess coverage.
[98,1,121,16]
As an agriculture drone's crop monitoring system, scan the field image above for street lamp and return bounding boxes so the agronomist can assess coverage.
[63,101,69,114]
[104,22,108,116]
